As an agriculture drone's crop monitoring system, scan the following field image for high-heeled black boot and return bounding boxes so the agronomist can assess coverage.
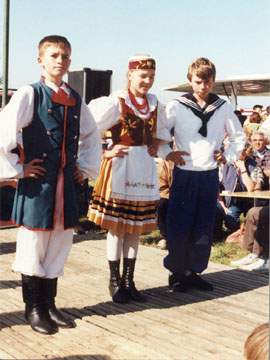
[122,258,147,302]
[108,260,129,303]
[21,274,58,335]
[43,278,76,328]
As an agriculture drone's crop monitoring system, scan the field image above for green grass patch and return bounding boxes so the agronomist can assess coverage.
[210,241,248,265]
[140,230,163,246]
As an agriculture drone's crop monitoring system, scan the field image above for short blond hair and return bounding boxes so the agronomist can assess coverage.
[38,35,71,56]
[187,57,216,81]
[244,323,269,360]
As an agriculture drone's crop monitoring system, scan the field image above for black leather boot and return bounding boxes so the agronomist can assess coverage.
[108,260,129,303]
[122,258,146,302]
[43,278,76,328]
[21,274,58,335]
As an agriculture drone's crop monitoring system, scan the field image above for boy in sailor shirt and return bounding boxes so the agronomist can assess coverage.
[159,57,245,292]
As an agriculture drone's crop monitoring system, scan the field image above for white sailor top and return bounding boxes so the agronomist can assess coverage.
[159,93,246,171]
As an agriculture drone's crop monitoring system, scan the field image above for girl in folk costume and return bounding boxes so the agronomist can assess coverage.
[88,55,170,303]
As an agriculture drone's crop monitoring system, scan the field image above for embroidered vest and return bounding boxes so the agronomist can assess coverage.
[109,97,157,146]
[12,81,82,230]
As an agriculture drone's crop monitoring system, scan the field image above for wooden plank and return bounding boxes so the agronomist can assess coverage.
[0,228,268,360]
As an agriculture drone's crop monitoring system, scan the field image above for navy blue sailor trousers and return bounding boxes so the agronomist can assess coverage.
[163,167,219,274]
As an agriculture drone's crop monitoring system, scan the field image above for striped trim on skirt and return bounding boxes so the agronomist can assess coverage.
[88,158,158,236]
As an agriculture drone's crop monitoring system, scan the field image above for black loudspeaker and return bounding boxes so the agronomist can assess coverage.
[68,68,113,104]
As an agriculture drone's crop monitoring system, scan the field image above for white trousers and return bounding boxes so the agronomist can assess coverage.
[12,226,73,279]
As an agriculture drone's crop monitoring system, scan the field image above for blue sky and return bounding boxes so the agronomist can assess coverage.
[1,0,269,108]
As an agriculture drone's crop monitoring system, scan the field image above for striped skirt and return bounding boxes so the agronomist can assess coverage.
[88,158,158,236]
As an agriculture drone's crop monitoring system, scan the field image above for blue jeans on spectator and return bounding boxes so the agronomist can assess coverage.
[216,202,243,232]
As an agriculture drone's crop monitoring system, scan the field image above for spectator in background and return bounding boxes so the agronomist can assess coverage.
[252,104,264,117]
[250,132,270,188]
[215,148,263,236]
[231,206,269,272]
[259,105,270,143]
[244,323,269,360]
[156,158,174,249]
[244,112,262,139]
[234,110,246,127]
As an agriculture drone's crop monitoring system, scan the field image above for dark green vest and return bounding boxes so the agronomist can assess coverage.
[12,81,82,229]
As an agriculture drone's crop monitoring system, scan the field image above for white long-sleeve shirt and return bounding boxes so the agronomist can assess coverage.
[0,80,102,180]
[88,89,171,142]
[159,99,246,171]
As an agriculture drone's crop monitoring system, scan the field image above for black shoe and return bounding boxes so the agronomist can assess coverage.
[109,282,129,303]
[48,303,76,328]
[42,278,76,328]
[168,273,187,292]
[185,272,213,291]
[22,275,58,335]
[125,281,147,303]
[26,304,58,335]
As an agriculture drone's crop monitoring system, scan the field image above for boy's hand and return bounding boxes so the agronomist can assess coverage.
[103,144,129,159]
[166,151,189,165]
[74,166,84,185]
[214,150,226,164]
[23,159,45,178]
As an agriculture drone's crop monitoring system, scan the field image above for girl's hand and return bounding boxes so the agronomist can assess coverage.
[166,151,189,166]
[23,159,45,178]
[103,144,129,159]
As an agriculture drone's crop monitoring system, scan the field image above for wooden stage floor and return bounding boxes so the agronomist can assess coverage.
[0,228,268,360]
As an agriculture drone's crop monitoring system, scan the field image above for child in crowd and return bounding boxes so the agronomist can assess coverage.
[0,35,101,334]
[88,55,170,303]
[158,57,245,292]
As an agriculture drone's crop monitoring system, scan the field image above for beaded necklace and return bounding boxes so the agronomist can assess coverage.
[128,89,149,115]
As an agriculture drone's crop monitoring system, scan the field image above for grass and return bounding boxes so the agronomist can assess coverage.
[210,241,248,265]
[140,230,248,266]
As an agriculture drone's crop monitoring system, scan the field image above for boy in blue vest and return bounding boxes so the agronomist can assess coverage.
[158,57,245,292]
[0,35,101,334]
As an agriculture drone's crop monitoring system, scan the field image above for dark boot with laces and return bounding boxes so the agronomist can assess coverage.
[122,258,147,302]
[108,260,129,303]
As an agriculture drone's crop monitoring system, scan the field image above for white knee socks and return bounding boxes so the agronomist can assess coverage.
[123,233,139,259]
[106,231,139,261]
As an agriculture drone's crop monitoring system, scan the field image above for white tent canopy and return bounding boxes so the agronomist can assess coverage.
[164,74,270,108]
